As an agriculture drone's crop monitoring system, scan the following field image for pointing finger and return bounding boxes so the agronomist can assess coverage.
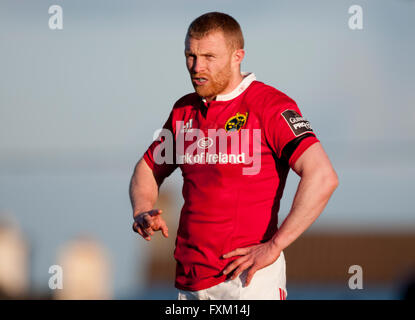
[160,222,169,238]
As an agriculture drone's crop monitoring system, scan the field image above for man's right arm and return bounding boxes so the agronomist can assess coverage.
[131,105,180,240]
[129,157,159,217]
[129,157,169,240]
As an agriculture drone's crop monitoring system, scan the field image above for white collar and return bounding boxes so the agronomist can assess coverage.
[202,72,256,103]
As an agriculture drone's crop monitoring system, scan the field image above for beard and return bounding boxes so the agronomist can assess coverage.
[191,62,232,100]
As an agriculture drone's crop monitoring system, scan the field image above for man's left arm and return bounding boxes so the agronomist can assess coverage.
[222,142,339,286]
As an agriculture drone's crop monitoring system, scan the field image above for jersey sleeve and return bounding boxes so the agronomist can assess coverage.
[261,95,320,168]
[142,109,178,185]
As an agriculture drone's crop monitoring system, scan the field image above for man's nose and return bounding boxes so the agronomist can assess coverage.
[192,58,205,74]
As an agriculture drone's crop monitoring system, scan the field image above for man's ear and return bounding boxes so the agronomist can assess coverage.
[233,48,245,66]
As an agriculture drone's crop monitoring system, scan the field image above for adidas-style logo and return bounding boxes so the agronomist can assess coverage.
[181,118,193,133]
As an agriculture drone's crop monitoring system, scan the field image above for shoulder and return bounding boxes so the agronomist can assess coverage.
[249,81,297,107]
[246,81,299,117]
[162,92,199,123]
[172,92,200,110]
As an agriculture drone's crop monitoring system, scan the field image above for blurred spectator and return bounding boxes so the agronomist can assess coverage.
[0,217,29,299]
[54,236,112,300]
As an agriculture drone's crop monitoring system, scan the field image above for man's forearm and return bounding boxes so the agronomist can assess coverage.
[129,158,159,218]
[271,168,338,252]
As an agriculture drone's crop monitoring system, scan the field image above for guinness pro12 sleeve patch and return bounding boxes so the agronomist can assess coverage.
[281,109,313,137]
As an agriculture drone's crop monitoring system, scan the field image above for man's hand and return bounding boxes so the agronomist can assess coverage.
[222,241,281,287]
[132,209,169,241]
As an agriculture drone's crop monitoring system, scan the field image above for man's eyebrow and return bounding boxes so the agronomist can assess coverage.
[201,53,215,56]
[184,51,216,56]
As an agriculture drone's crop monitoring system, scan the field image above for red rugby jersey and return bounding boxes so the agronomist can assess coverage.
[142,73,319,291]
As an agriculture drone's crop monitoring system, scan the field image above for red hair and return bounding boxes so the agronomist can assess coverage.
[186,12,244,50]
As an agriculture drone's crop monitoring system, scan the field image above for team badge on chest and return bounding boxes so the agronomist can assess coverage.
[224,112,248,132]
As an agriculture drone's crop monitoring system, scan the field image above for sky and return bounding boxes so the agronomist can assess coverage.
[0,0,414,296]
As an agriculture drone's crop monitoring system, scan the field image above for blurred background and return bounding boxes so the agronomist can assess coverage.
[0,0,414,299]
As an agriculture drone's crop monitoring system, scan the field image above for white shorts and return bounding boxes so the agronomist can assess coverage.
[177,251,287,300]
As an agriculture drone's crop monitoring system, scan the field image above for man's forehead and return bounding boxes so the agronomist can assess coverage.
[185,31,228,52]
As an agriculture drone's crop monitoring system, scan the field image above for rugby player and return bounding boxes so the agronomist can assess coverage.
[129,12,338,300]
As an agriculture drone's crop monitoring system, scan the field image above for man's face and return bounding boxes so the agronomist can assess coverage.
[185,31,235,100]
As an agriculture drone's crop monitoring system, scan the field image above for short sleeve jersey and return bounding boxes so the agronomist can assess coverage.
[142,73,319,291]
